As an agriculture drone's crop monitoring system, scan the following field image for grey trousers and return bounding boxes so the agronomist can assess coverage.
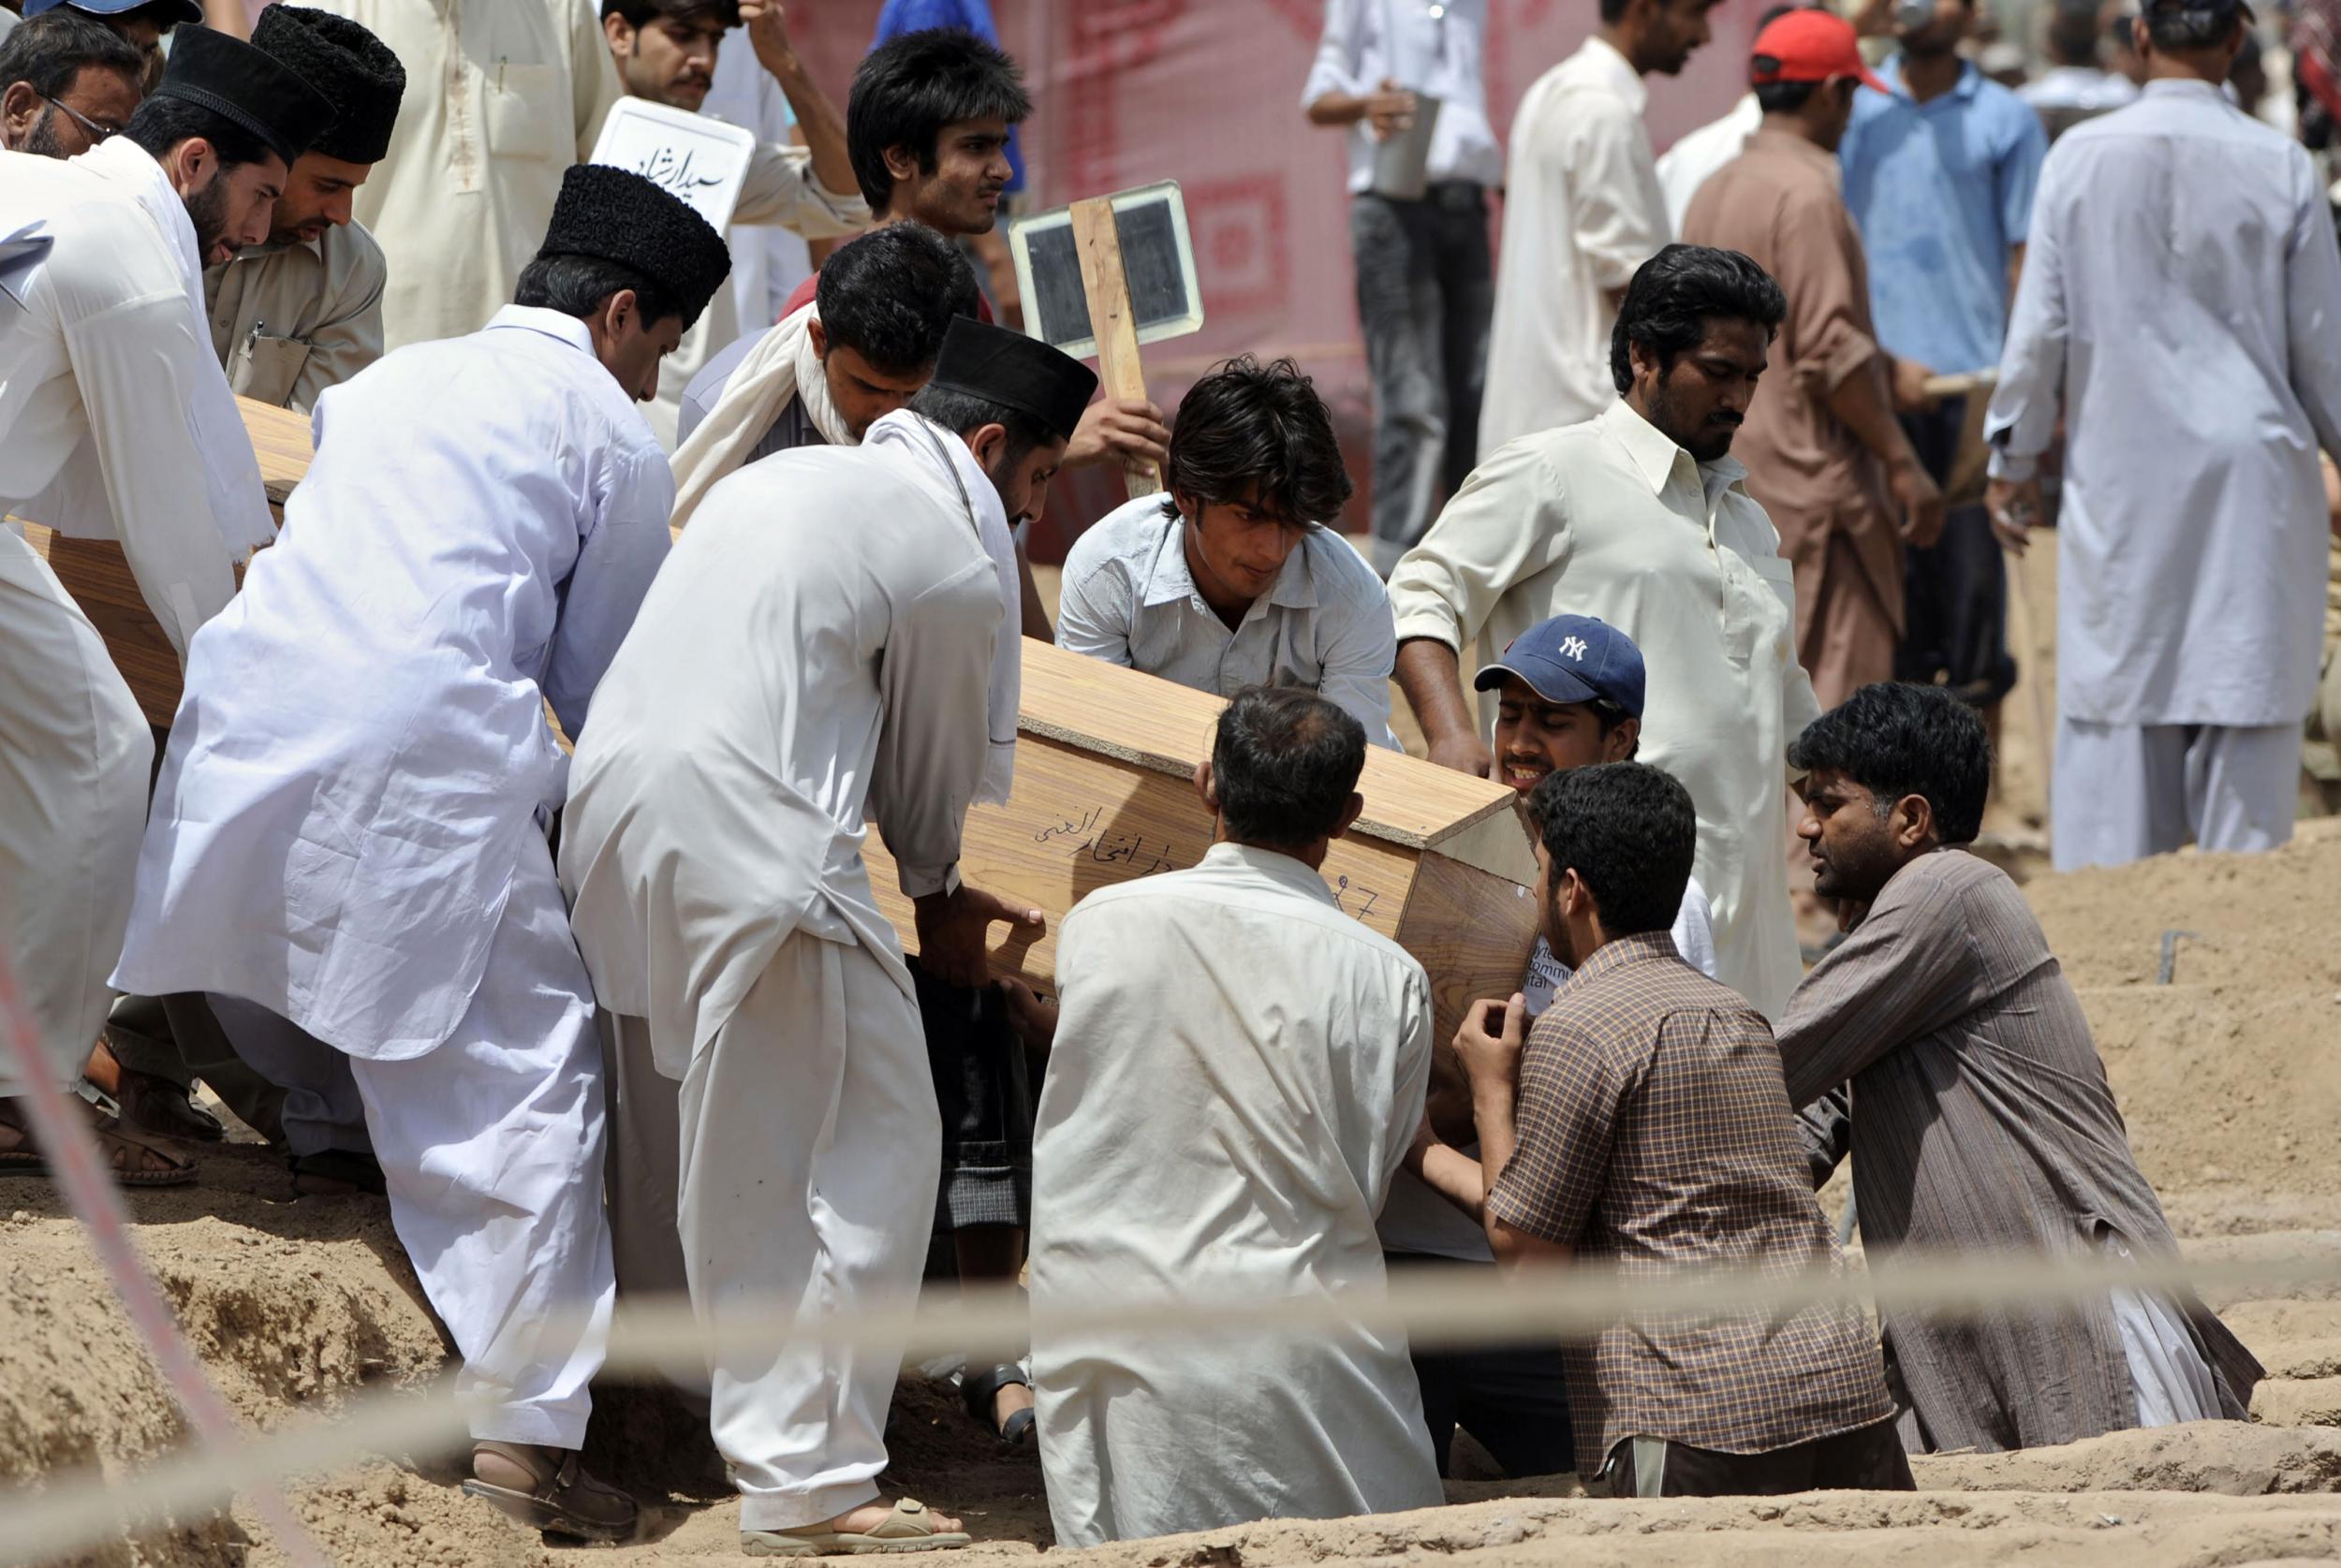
[1350,183,1493,576]
[106,992,288,1146]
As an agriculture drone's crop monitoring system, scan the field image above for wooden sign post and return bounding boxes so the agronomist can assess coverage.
[1009,181,1204,503]
[1069,197,1160,499]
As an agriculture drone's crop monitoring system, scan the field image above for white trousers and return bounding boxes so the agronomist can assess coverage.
[228,836,614,1447]
[0,533,151,1096]
[2053,718,2301,873]
[676,931,939,1532]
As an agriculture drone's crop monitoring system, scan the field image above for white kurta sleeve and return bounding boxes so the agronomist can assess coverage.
[1567,99,1668,290]
[59,288,239,655]
[542,447,674,740]
[1983,154,2070,483]
[1387,438,1568,652]
[731,140,871,239]
[2283,146,2341,463]
[1373,966,1436,1209]
[870,561,999,900]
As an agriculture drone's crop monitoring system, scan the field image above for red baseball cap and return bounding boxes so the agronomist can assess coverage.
[1750,9,1891,94]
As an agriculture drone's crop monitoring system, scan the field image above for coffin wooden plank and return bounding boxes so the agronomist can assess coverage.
[12,398,306,726]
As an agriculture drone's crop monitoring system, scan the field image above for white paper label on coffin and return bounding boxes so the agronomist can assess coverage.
[588,98,756,230]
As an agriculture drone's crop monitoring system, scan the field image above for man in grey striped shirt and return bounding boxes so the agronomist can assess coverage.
[1781,682,2261,1453]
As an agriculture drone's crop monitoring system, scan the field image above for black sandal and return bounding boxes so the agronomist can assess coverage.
[961,1361,1037,1447]
[289,1148,387,1197]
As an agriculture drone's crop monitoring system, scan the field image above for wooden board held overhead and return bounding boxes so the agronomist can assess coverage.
[864,639,1541,1062]
[13,396,310,726]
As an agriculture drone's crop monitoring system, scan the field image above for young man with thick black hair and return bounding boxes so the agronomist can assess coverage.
[1411,760,1904,1499]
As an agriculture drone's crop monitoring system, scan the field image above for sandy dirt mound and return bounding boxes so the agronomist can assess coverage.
[7,738,2341,1566]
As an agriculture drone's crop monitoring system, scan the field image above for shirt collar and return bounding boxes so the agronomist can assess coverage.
[1597,399,1747,499]
[1139,510,1322,614]
[77,137,200,296]
[1562,929,1682,989]
[2142,78,2224,101]
[1582,35,1649,112]
[226,232,327,267]
[1879,54,1980,101]
[485,303,597,355]
[1200,841,1339,906]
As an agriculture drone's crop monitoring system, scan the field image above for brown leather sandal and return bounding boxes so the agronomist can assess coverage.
[464,1441,640,1543]
[0,1096,199,1188]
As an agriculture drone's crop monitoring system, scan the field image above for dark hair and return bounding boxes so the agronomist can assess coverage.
[1610,243,1786,393]
[124,94,275,170]
[1784,681,1991,845]
[816,224,980,376]
[905,382,1057,470]
[847,28,1030,212]
[1599,0,1633,23]
[1526,763,1696,936]
[0,8,146,102]
[599,0,740,26]
[513,253,682,328]
[1752,73,1818,112]
[2142,2,2237,51]
[1158,356,1352,529]
[1210,686,1367,850]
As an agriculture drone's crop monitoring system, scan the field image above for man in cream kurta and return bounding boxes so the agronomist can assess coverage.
[1479,32,1671,457]
[112,166,732,1539]
[561,322,1095,1553]
[203,3,407,413]
[1023,687,1443,1546]
[1391,247,1819,1020]
[304,0,626,350]
[0,31,329,1111]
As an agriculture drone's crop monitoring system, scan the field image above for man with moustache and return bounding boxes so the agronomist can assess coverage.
[0,7,144,155]
[0,25,333,1185]
[1391,244,1821,1021]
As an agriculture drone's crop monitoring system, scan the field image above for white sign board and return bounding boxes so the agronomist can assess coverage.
[588,98,756,231]
[1008,181,1204,361]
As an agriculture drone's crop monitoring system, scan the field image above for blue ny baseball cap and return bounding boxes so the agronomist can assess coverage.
[27,0,205,22]
[1473,614,1647,717]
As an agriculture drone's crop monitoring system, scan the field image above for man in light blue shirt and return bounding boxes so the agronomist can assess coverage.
[1058,356,1400,748]
[1839,0,2046,711]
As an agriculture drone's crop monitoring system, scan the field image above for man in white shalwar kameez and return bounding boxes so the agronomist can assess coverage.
[561,315,1096,1556]
[0,27,332,1182]
[1007,686,1444,1546]
[1984,0,2341,872]
[110,165,733,1540]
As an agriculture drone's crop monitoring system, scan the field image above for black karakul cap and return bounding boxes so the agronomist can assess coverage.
[251,6,406,167]
[927,316,1098,445]
[533,164,732,331]
[151,23,338,168]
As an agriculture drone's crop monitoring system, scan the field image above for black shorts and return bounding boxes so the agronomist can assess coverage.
[1605,1419,1915,1499]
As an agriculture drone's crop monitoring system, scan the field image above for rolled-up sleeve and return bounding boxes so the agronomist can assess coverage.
[732,140,872,240]
[1302,0,1366,106]
[1486,1018,1619,1246]
[1389,437,1569,652]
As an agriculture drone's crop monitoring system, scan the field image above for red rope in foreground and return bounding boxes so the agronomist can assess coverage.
[0,932,329,1568]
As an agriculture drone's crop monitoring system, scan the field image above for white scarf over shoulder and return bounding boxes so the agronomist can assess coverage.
[667,300,848,532]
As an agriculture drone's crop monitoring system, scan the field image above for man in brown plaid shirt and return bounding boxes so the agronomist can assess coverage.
[1409,762,1906,1496]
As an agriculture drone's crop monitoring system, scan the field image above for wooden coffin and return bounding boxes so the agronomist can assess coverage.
[13,397,311,726]
[864,638,1542,1060]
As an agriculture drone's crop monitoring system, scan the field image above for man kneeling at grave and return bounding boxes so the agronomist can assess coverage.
[1779,681,2263,1452]
[1412,762,1909,1497]
[1006,685,1446,1545]
[1055,356,1401,746]
[1377,612,1715,1478]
